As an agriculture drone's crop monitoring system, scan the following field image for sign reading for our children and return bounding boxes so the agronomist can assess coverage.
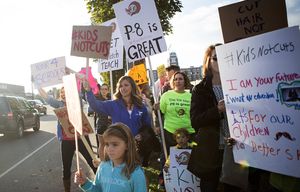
[216,26,300,178]
[218,0,288,43]
[98,18,124,73]
[31,56,66,88]
[113,0,167,62]
[71,25,113,59]
[54,107,94,139]
[164,148,200,192]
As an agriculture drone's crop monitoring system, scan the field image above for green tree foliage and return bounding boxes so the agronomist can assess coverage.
[85,0,183,35]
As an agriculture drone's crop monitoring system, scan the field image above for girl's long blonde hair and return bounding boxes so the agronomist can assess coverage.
[103,123,140,179]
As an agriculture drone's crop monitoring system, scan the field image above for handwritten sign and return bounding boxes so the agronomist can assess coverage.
[216,26,300,178]
[127,64,148,85]
[98,18,124,72]
[164,147,201,192]
[71,25,112,59]
[54,107,94,139]
[31,57,66,88]
[113,0,167,62]
[157,64,166,78]
[218,0,288,43]
[63,74,83,135]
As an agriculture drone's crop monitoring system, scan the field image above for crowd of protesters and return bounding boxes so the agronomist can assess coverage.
[46,44,299,192]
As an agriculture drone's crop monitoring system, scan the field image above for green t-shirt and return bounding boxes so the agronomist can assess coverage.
[160,90,195,134]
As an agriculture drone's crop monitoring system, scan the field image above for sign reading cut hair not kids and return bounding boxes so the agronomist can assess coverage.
[113,0,167,62]
[71,25,113,59]
[216,26,300,178]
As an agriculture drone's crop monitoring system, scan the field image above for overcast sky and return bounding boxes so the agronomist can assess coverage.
[0,0,299,92]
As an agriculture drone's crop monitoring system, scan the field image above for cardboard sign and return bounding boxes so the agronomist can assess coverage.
[71,25,113,59]
[127,64,148,85]
[216,26,300,178]
[63,74,83,135]
[98,18,124,73]
[164,147,201,191]
[54,107,94,139]
[218,0,288,43]
[113,0,167,62]
[157,64,166,78]
[31,57,66,88]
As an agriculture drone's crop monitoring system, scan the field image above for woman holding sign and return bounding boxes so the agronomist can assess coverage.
[187,44,245,192]
[83,76,152,161]
[38,87,97,192]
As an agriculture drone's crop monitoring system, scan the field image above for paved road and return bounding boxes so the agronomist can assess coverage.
[0,105,97,192]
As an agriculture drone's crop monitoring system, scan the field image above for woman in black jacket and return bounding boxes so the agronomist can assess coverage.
[188,44,241,192]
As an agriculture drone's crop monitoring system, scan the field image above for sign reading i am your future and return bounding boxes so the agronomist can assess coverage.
[113,0,167,62]
[98,18,124,73]
[216,26,300,178]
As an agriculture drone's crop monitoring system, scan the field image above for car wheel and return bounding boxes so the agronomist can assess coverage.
[33,117,40,131]
[44,110,47,115]
[16,122,24,138]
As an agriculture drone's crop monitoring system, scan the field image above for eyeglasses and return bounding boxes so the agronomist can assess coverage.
[211,56,217,61]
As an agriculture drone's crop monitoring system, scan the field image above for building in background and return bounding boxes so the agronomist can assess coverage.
[0,83,25,97]
[181,66,202,82]
[168,52,179,66]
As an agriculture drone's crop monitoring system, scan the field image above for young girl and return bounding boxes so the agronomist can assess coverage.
[74,123,147,192]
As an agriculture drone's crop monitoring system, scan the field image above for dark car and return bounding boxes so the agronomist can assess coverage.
[0,96,40,138]
[28,99,47,115]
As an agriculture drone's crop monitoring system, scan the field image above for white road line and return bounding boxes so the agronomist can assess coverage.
[0,136,56,179]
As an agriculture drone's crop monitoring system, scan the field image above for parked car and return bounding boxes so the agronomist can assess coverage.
[0,96,40,138]
[28,99,47,115]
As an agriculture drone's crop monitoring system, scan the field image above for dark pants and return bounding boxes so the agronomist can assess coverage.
[61,136,97,180]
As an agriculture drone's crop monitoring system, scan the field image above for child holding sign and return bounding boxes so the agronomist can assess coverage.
[74,123,147,192]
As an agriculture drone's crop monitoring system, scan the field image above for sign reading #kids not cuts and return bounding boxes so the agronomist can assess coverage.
[113,0,167,62]
[216,26,300,178]
[164,147,200,192]
[71,25,113,59]
[31,56,66,88]
[98,18,124,73]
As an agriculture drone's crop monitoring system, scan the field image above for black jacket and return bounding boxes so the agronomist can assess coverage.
[187,76,223,178]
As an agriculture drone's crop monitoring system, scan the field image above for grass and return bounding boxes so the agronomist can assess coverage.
[143,152,165,192]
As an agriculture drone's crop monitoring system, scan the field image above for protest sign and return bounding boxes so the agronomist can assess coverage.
[98,18,124,73]
[216,26,300,178]
[157,64,166,78]
[164,147,201,192]
[54,107,94,139]
[218,0,287,43]
[127,64,148,85]
[71,25,112,59]
[77,67,99,94]
[31,56,66,88]
[63,74,83,135]
[113,0,167,62]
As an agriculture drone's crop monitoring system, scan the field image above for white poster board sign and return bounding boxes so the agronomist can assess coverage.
[31,57,66,88]
[71,25,112,59]
[216,26,300,178]
[164,147,201,192]
[113,0,167,62]
[98,18,124,73]
[63,74,83,135]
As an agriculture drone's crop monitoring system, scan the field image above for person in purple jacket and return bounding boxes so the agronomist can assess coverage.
[82,76,152,160]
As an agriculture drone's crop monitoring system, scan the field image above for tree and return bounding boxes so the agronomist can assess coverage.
[85,0,183,35]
